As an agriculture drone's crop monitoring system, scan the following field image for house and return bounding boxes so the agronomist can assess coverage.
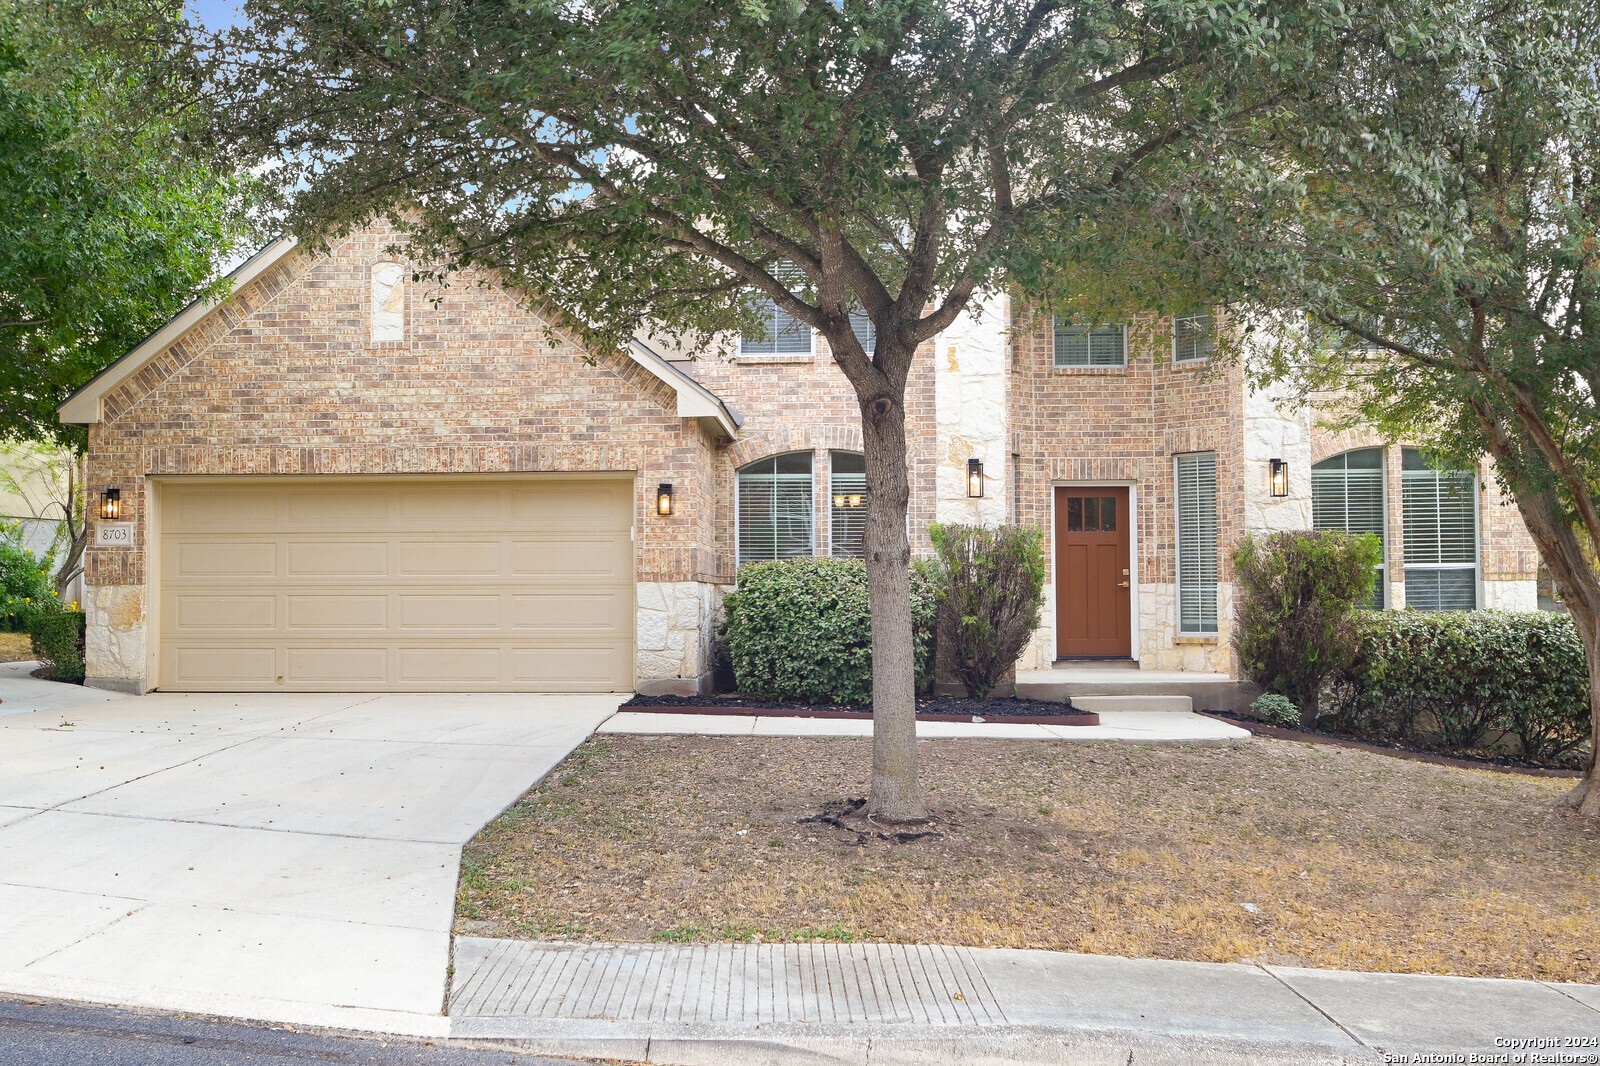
[59,223,1542,695]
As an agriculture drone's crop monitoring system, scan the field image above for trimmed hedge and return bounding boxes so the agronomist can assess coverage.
[1326,610,1590,762]
[29,610,85,684]
[720,557,938,705]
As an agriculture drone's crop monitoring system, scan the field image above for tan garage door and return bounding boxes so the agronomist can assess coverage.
[156,476,634,691]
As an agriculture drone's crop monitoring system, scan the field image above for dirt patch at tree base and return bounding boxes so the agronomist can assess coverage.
[457,734,1600,982]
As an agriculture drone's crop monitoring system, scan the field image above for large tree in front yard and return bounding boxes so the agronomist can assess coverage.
[204,0,1428,820]
[1190,0,1600,811]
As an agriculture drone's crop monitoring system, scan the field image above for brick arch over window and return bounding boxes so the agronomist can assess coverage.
[725,424,863,470]
[1311,428,1387,464]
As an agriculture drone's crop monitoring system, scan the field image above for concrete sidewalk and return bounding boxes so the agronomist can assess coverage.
[599,709,1251,743]
[448,938,1600,1065]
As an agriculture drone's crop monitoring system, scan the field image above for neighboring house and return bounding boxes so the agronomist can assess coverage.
[59,223,1541,694]
[0,443,83,605]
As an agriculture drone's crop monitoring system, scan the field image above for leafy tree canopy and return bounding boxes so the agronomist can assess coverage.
[0,0,258,450]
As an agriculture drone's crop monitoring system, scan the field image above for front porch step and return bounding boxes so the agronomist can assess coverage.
[1067,694,1194,714]
[1016,670,1256,714]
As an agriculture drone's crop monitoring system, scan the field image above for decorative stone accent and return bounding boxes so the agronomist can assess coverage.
[1482,579,1538,612]
[634,580,726,695]
[934,292,1010,526]
[1243,380,1312,533]
[84,584,146,687]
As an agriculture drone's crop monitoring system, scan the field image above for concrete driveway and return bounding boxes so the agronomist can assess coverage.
[0,677,618,1035]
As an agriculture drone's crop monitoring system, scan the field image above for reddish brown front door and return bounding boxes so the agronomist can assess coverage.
[1055,486,1132,658]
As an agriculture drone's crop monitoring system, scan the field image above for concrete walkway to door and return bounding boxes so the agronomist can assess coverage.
[0,676,619,1036]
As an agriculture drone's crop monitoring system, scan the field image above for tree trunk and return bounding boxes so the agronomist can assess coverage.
[1560,594,1600,816]
[860,390,928,823]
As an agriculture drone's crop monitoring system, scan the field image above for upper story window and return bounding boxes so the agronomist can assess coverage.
[736,453,814,566]
[741,296,812,357]
[1401,448,1479,611]
[1054,319,1126,367]
[1312,448,1386,608]
[1173,314,1214,363]
[829,451,867,558]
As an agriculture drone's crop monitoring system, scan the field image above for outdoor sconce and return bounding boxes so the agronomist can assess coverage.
[967,458,985,498]
[100,488,122,520]
[656,483,674,517]
[1269,459,1290,498]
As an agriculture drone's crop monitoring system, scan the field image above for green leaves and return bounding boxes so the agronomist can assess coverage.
[928,521,1046,698]
[0,0,259,448]
[720,558,938,705]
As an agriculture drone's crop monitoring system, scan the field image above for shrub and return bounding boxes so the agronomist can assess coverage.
[1250,693,1301,727]
[29,610,85,683]
[1327,610,1590,761]
[1233,530,1382,724]
[929,522,1047,698]
[0,521,58,631]
[720,557,938,704]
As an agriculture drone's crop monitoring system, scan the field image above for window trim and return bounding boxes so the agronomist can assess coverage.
[734,452,816,567]
[1052,318,1128,368]
[1174,451,1220,636]
[827,451,867,559]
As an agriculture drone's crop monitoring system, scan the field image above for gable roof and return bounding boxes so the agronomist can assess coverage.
[57,237,741,439]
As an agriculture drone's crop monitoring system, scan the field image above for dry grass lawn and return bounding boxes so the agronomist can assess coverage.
[456,735,1600,981]
[0,631,33,662]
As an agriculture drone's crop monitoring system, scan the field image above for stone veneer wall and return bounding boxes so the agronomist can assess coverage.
[81,222,726,692]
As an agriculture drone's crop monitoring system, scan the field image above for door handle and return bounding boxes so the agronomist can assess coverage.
[1117,581,1130,588]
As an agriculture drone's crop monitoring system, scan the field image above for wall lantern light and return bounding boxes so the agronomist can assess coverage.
[1269,458,1290,498]
[100,488,122,520]
[656,483,674,517]
[967,458,985,498]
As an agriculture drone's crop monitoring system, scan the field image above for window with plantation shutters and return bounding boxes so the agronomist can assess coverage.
[1173,314,1214,363]
[1312,448,1386,608]
[1054,319,1126,366]
[741,296,812,356]
[829,451,867,558]
[1175,452,1219,634]
[1401,448,1479,611]
[737,453,814,566]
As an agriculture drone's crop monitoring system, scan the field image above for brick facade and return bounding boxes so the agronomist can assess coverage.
[71,224,1546,692]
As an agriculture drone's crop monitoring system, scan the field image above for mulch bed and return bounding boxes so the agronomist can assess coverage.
[620,692,1100,726]
[1201,710,1583,778]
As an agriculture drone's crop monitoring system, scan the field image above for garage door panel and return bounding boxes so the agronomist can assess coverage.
[396,540,501,576]
[286,541,389,577]
[287,647,389,684]
[509,535,631,577]
[175,541,278,579]
[169,492,278,533]
[509,591,632,631]
[168,646,278,684]
[397,647,503,684]
[158,477,634,691]
[171,594,276,631]
[285,490,389,530]
[398,595,502,630]
[286,594,389,630]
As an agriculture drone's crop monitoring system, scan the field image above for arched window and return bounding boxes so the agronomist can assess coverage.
[1312,448,1386,608]
[736,453,813,565]
[1401,448,1478,611]
[829,452,867,558]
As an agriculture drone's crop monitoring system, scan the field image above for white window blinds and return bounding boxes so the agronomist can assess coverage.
[737,453,814,566]
[741,296,812,356]
[1176,452,1219,634]
[1401,449,1478,611]
[1173,314,1214,363]
[1312,448,1386,608]
[1054,320,1126,366]
[829,451,867,559]
[849,312,876,355]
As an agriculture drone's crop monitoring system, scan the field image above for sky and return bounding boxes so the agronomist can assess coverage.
[186,0,246,31]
